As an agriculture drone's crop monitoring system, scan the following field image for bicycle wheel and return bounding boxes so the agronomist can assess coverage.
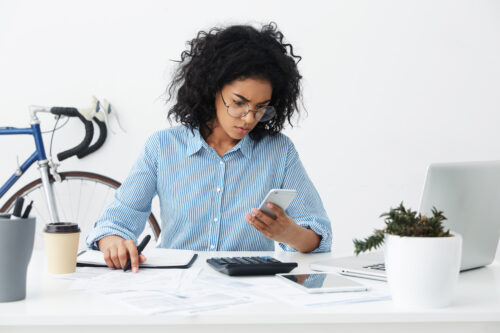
[0,171,161,252]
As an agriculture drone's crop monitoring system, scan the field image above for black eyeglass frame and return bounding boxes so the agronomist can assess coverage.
[221,94,276,122]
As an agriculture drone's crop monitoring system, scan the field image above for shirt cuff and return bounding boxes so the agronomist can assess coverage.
[85,225,138,250]
[279,218,332,253]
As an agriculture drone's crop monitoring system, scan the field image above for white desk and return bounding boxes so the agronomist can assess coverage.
[1,250,499,333]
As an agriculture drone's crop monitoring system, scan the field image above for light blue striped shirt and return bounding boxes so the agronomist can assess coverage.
[87,125,332,252]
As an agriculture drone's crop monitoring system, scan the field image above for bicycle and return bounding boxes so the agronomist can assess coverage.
[0,99,160,251]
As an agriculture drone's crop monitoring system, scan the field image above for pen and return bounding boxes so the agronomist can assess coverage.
[11,197,24,219]
[123,235,151,272]
[22,200,33,218]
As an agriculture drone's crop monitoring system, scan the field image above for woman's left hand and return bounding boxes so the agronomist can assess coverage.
[245,203,298,243]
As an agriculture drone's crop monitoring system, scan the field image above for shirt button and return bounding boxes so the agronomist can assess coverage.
[216,187,221,192]
[219,161,224,165]
[210,245,215,249]
[214,218,218,222]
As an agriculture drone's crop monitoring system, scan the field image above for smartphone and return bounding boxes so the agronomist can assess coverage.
[277,273,369,294]
[257,189,297,219]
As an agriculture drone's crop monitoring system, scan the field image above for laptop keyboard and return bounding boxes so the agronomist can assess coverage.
[363,263,386,271]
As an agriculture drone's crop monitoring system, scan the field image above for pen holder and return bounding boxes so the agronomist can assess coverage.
[0,214,36,302]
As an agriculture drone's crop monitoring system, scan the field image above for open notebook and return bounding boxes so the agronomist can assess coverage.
[77,248,198,269]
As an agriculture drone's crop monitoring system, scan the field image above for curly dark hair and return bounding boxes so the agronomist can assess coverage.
[166,22,303,141]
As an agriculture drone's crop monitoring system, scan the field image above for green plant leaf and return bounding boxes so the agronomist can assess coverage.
[353,202,451,254]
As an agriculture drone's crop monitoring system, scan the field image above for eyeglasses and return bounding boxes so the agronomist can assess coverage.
[221,94,276,122]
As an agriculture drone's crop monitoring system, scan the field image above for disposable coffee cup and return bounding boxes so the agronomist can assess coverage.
[43,223,80,274]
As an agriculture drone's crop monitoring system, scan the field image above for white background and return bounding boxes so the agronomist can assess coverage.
[1,0,499,256]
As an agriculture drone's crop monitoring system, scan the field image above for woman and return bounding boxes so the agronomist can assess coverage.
[87,22,332,272]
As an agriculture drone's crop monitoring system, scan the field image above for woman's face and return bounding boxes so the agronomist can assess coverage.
[213,77,272,142]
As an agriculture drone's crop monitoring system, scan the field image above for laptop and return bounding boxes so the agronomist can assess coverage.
[311,160,500,281]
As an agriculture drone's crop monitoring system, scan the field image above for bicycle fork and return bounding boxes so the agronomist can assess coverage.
[38,160,60,223]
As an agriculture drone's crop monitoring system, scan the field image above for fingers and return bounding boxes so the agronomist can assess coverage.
[99,236,140,271]
[125,240,139,273]
[97,235,151,272]
[103,248,115,269]
[99,235,126,269]
[246,204,294,242]
[109,246,121,268]
[117,245,130,269]
[250,208,274,226]
[266,203,286,218]
[245,212,272,238]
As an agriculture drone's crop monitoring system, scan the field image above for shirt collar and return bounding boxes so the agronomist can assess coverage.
[186,127,253,159]
[229,133,253,159]
[186,128,207,156]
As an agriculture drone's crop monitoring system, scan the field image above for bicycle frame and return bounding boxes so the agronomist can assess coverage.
[0,111,60,222]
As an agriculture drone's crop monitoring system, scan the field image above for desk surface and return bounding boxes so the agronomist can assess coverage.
[1,250,499,333]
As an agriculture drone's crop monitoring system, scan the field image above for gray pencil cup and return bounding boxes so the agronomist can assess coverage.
[0,214,36,302]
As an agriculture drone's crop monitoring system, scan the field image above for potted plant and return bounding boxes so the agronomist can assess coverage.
[353,202,462,308]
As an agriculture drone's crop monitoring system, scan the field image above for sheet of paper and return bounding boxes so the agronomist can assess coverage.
[71,267,201,293]
[51,266,110,280]
[107,289,253,315]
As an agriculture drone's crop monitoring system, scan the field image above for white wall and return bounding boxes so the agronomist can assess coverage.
[1,0,499,256]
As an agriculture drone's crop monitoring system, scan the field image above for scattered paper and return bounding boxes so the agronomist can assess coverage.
[56,264,391,315]
[107,289,253,315]
[51,266,110,280]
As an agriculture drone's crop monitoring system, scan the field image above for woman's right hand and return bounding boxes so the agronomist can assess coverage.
[97,235,147,272]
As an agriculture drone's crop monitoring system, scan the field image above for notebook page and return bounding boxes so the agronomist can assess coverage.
[78,248,195,267]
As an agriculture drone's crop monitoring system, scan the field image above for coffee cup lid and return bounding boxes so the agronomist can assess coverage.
[44,223,80,234]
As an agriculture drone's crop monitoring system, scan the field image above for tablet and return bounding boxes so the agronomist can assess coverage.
[276,272,369,293]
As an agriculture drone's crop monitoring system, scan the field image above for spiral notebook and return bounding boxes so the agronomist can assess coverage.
[77,248,198,269]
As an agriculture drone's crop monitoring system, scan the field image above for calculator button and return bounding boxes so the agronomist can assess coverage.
[246,258,261,264]
[241,257,256,264]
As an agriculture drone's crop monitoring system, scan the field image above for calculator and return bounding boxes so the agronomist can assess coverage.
[206,256,298,276]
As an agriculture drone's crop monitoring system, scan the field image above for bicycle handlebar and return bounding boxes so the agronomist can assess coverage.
[77,116,107,158]
[50,107,94,161]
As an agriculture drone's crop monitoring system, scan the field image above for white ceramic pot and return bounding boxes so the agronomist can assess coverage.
[384,232,462,309]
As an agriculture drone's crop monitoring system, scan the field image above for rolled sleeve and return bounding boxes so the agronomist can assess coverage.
[279,217,332,253]
[85,198,152,249]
